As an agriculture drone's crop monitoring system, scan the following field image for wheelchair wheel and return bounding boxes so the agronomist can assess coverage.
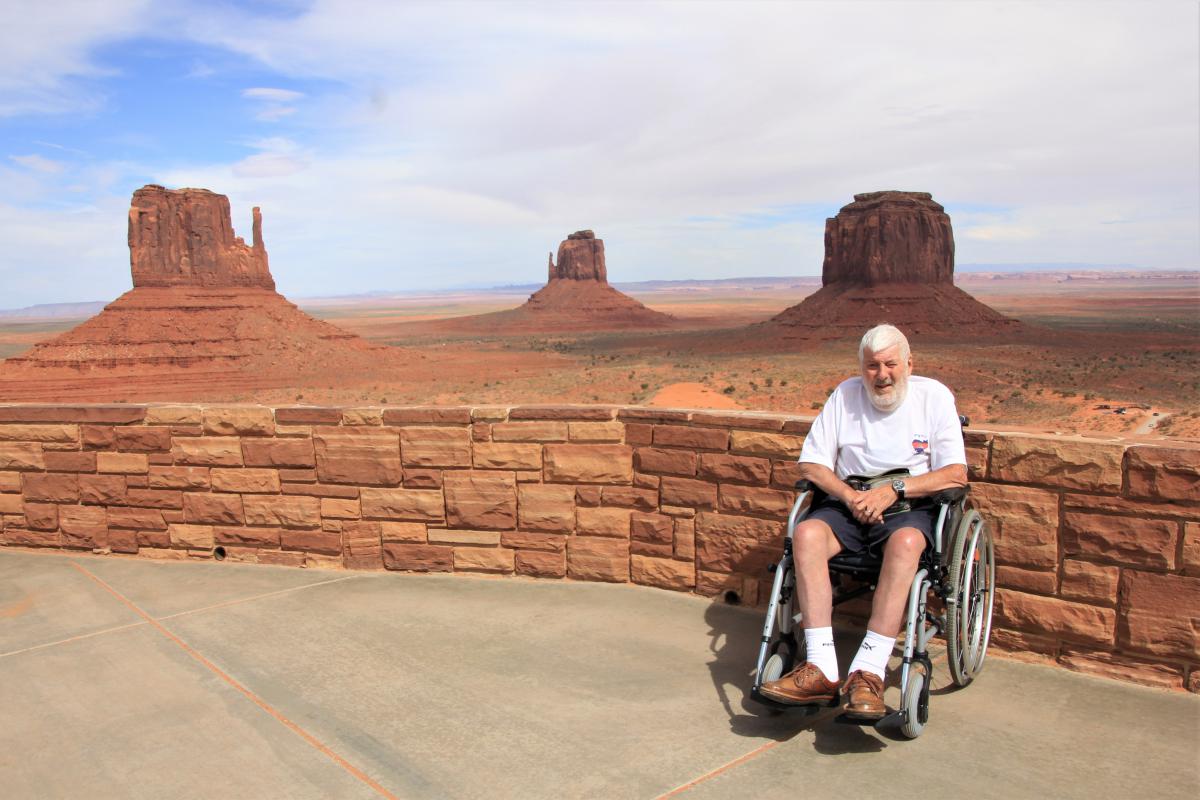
[946,508,995,687]
[761,652,790,683]
[900,669,928,739]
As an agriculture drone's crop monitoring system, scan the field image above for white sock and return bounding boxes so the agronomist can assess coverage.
[847,629,896,679]
[804,627,839,682]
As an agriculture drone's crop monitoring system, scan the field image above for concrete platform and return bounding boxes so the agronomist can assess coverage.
[1,549,1197,799]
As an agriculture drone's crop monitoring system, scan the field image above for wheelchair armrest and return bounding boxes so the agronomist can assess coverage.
[930,485,970,505]
[794,479,812,492]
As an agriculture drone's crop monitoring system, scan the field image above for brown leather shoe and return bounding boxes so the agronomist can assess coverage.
[842,670,886,720]
[759,663,840,706]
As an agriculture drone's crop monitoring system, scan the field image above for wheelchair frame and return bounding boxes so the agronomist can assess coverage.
[750,474,995,738]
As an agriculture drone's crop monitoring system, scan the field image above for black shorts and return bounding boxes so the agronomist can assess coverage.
[807,496,937,556]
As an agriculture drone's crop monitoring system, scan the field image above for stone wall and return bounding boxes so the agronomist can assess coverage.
[0,403,1196,692]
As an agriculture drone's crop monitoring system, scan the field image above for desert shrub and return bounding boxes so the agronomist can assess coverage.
[723,385,735,395]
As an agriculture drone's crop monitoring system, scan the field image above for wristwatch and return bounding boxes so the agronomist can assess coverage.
[891,478,906,499]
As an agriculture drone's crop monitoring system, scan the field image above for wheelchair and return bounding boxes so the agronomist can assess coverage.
[750,452,995,738]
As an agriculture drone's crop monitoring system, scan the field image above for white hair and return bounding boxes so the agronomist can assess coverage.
[858,324,910,364]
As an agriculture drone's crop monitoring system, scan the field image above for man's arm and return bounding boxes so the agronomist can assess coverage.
[798,462,857,506]
[847,463,968,525]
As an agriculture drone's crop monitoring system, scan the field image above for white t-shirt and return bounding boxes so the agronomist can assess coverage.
[799,375,966,480]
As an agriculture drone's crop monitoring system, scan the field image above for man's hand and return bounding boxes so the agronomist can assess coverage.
[845,485,897,525]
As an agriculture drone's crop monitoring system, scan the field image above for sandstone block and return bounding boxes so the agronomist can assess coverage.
[203,407,275,436]
[718,484,792,518]
[965,443,990,480]
[342,520,383,568]
[400,426,472,467]
[1125,445,1200,501]
[1118,571,1200,659]
[378,521,427,543]
[691,412,786,431]
[624,423,654,446]
[184,493,245,525]
[501,531,567,552]
[632,540,673,558]
[58,505,107,548]
[280,529,342,555]
[242,495,321,528]
[0,471,20,492]
[770,460,805,489]
[996,565,1057,595]
[995,589,1115,646]
[454,547,514,573]
[283,482,359,499]
[990,434,1123,491]
[342,407,384,426]
[729,430,804,458]
[1058,650,1184,690]
[630,512,673,544]
[600,486,658,511]
[145,405,203,425]
[361,487,444,522]
[470,407,509,422]
[210,467,281,494]
[567,536,629,582]
[383,407,473,425]
[0,493,23,515]
[257,550,306,567]
[695,571,760,606]
[242,438,315,468]
[0,424,78,444]
[970,483,1059,568]
[23,473,79,503]
[544,444,633,484]
[577,506,631,538]
[125,489,183,509]
[146,466,208,490]
[97,452,149,474]
[674,517,696,560]
[660,476,717,510]
[652,425,729,451]
[107,507,166,530]
[114,426,173,452]
[314,429,400,485]
[515,550,566,578]
[1062,512,1177,570]
[1184,522,1200,573]
[214,526,279,547]
[444,472,517,530]
[321,497,361,519]
[428,529,502,546]
[568,422,624,442]
[509,406,615,421]
[635,447,696,476]
[81,425,115,449]
[492,422,568,442]
[472,442,542,470]
[108,528,138,554]
[575,486,602,507]
[1060,560,1120,604]
[0,443,45,471]
[24,503,58,531]
[403,468,442,489]
[173,437,244,466]
[518,484,575,532]
[4,528,59,548]
[631,555,695,591]
[698,453,770,485]
[382,542,453,572]
[989,628,1060,658]
[695,512,784,574]
[79,475,126,505]
[43,451,97,472]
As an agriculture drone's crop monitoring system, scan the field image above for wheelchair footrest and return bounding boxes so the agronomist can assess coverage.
[750,688,832,714]
[833,711,888,727]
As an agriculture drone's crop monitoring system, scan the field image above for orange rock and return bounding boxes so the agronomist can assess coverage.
[114,427,172,452]
[23,503,58,531]
[566,535,629,582]
[444,472,516,530]
[501,531,567,552]
[280,529,342,555]
[567,422,623,442]
[660,476,717,510]
[491,421,569,442]
[79,474,126,505]
[996,565,1058,595]
[673,518,695,560]
[1060,560,1120,604]
[718,484,792,518]
[991,434,1123,492]
[172,437,244,467]
[1125,444,1200,501]
[652,425,729,450]
[183,493,245,525]
[515,549,566,578]
[576,506,631,538]
[1184,522,1200,573]
[210,467,280,494]
[453,547,514,573]
[729,430,804,458]
[313,429,400,485]
[361,488,444,522]
[1058,649,1184,690]
[242,495,320,528]
[321,497,360,520]
[996,589,1115,646]
[1118,571,1200,659]
[400,426,471,468]
[631,554,696,591]
[379,521,428,543]
[697,453,771,485]
[1062,512,1177,569]
[0,443,45,471]
[242,438,316,468]
[107,507,166,530]
[169,523,213,549]
[599,486,658,511]
[630,512,673,544]
[202,407,275,437]
[381,542,452,572]
[214,526,280,547]
[472,442,541,470]
[970,483,1059,568]
[22,473,79,503]
[97,452,149,474]
[517,484,575,533]
[634,447,696,476]
[543,444,633,484]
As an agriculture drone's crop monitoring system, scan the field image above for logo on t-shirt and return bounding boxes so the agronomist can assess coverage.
[912,435,929,455]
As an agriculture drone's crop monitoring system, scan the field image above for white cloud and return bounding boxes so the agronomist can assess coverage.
[9,154,66,173]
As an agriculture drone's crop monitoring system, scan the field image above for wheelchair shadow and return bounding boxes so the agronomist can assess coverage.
[703,602,895,754]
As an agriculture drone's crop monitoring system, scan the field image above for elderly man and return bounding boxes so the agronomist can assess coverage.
[760,324,967,719]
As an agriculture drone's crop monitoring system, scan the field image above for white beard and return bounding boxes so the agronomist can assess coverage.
[868,380,908,412]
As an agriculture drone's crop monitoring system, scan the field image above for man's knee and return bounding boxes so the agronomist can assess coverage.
[884,527,926,560]
[795,520,841,561]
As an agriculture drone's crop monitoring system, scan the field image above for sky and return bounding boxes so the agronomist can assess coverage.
[0,0,1197,309]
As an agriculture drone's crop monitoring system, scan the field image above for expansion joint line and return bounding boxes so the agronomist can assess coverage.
[69,561,399,800]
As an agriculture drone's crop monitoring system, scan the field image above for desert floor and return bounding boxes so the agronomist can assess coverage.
[0,272,1196,438]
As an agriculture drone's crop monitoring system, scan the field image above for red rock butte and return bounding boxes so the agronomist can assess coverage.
[0,185,401,401]
[419,230,674,334]
[764,191,1021,339]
